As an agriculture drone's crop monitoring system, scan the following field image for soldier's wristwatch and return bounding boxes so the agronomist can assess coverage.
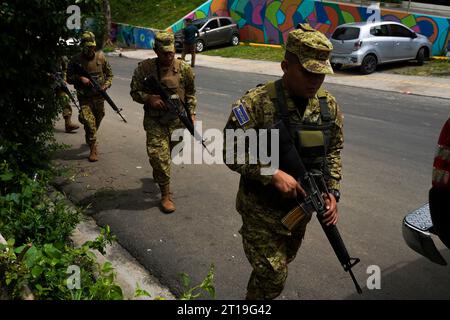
[329,189,341,202]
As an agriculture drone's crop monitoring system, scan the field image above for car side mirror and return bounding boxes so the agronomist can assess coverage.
[411,33,417,39]
[205,27,211,32]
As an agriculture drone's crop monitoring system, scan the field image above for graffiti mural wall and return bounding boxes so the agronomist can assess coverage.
[168,0,450,56]
[111,22,156,49]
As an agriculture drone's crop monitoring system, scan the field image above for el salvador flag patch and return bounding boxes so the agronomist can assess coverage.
[232,104,250,126]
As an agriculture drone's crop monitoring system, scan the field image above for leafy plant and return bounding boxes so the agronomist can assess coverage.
[178,264,216,300]
[84,225,117,255]
[134,283,152,299]
[0,227,123,300]
[0,161,80,246]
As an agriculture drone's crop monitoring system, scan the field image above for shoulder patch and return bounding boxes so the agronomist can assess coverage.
[232,104,250,126]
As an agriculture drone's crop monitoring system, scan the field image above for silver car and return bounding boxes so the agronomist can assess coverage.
[175,17,240,53]
[330,21,432,74]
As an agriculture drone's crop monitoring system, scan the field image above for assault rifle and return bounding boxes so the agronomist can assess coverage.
[274,120,362,294]
[143,75,209,152]
[71,63,127,123]
[53,72,81,112]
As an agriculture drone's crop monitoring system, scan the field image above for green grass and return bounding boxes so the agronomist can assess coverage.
[200,44,285,62]
[110,0,206,29]
[385,59,450,78]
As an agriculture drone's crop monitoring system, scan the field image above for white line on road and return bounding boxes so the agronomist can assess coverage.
[115,76,132,81]
[346,113,390,124]
[197,87,232,97]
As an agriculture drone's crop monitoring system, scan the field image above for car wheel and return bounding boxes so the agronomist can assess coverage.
[332,63,343,71]
[196,40,205,53]
[416,47,426,66]
[360,55,377,74]
[231,34,239,46]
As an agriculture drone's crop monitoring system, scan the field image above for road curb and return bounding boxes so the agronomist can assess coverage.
[56,184,176,300]
[432,56,450,61]
[238,42,283,49]
[70,216,176,300]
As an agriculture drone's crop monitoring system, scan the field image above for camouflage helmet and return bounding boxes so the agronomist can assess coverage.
[81,31,96,47]
[154,31,175,53]
[285,24,333,75]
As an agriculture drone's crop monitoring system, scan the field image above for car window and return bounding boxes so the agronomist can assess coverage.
[370,25,389,37]
[331,27,360,40]
[389,24,414,38]
[205,19,219,30]
[192,19,207,29]
[220,18,232,27]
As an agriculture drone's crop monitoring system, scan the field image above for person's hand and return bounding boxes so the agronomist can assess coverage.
[146,94,166,110]
[191,114,196,124]
[80,76,91,86]
[321,193,339,226]
[100,84,108,91]
[271,169,306,199]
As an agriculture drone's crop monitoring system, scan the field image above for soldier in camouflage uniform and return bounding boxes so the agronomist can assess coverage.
[67,31,113,162]
[130,32,197,213]
[57,56,80,133]
[223,24,344,299]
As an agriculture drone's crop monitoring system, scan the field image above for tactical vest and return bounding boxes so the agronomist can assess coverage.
[146,58,185,117]
[266,79,332,173]
[239,80,333,210]
[75,51,106,100]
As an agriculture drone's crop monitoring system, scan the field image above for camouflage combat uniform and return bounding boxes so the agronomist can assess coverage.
[56,56,79,132]
[67,31,113,161]
[130,31,196,213]
[223,24,344,299]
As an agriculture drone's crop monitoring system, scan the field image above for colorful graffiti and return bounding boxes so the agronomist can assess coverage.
[168,0,214,33]
[168,0,450,56]
[111,22,156,49]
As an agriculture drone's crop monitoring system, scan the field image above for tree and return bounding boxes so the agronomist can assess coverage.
[77,0,111,49]
[0,0,75,172]
[103,0,112,48]
[0,0,106,173]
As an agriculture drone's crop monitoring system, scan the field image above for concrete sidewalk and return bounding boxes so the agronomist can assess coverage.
[109,48,450,100]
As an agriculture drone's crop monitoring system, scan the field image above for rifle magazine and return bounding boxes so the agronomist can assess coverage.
[281,204,311,231]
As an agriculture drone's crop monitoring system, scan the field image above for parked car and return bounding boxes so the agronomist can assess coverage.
[402,118,450,265]
[174,16,239,53]
[330,21,432,74]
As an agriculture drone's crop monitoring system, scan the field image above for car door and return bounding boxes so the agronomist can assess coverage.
[202,18,221,46]
[388,24,417,60]
[218,18,233,45]
[369,24,394,62]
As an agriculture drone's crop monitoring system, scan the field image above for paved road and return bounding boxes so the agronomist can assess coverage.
[54,56,450,299]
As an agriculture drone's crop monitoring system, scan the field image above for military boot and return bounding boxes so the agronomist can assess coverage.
[159,184,175,213]
[88,143,98,162]
[64,116,79,133]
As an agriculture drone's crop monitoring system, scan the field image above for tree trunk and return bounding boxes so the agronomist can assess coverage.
[102,0,112,48]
